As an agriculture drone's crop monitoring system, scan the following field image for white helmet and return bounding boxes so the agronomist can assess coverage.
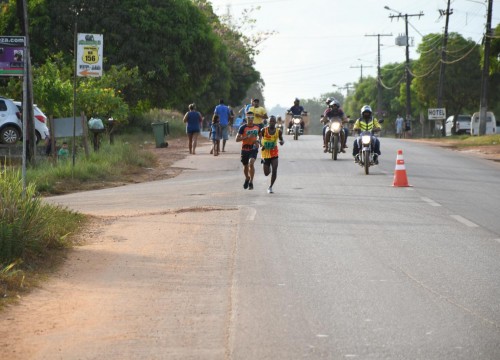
[330,99,340,108]
[360,105,372,116]
[325,97,333,105]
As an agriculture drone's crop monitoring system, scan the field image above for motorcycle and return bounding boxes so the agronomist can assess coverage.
[324,116,345,160]
[276,118,285,133]
[356,130,378,175]
[288,115,304,140]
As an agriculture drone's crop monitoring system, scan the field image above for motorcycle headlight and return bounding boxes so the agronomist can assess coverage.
[361,135,371,145]
[293,118,301,124]
[330,122,341,132]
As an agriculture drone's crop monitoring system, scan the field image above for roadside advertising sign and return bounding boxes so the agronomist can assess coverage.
[0,36,26,76]
[77,33,103,77]
[428,108,446,120]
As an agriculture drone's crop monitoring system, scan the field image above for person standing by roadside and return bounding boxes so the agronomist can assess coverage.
[183,103,202,154]
[214,99,231,152]
[395,114,404,139]
[249,98,268,130]
[58,141,70,160]
[236,111,260,190]
[260,115,284,194]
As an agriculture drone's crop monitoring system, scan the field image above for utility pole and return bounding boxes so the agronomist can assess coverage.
[366,33,392,119]
[385,6,424,126]
[350,63,373,81]
[437,0,452,137]
[479,0,493,135]
[332,83,353,98]
[17,0,35,164]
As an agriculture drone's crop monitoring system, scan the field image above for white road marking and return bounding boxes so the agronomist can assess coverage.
[421,197,441,207]
[450,215,479,228]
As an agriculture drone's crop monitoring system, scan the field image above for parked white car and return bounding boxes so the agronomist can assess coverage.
[0,97,23,144]
[471,112,497,135]
[0,97,50,144]
[445,114,471,136]
[13,100,50,144]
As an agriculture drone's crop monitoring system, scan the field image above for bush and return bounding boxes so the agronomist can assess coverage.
[130,108,186,137]
[0,167,84,265]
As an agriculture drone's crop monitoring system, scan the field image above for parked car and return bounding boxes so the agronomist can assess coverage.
[0,97,50,144]
[13,100,50,144]
[0,97,23,144]
[471,112,497,135]
[445,114,471,136]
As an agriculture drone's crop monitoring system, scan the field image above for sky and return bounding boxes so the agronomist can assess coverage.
[208,0,499,109]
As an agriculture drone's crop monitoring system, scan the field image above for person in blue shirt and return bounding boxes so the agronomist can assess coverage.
[214,99,231,152]
[287,98,307,132]
[183,103,202,154]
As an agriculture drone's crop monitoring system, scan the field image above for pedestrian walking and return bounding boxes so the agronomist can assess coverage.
[214,99,231,152]
[395,114,404,138]
[183,103,202,154]
[209,114,222,156]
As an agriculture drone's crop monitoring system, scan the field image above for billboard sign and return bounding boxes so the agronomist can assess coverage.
[0,36,26,76]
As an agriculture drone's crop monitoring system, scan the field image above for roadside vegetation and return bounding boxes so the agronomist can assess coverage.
[423,134,500,148]
[0,166,85,307]
[0,113,186,307]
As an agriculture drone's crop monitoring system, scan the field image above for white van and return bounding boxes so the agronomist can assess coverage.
[471,112,497,135]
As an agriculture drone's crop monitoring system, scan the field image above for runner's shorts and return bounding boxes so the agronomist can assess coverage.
[240,149,258,165]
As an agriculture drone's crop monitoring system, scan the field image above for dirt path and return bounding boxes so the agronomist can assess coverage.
[0,204,240,359]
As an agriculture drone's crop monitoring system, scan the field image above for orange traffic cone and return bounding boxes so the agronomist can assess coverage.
[392,149,412,187]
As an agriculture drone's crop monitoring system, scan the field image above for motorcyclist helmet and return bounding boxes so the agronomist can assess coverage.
[269,115,276,121]
[325,97,332,105]
[330,99,340,108]
[294,98,300,105]
[360,105,372,118]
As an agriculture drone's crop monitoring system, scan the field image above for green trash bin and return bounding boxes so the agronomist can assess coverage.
[151,122,168,148]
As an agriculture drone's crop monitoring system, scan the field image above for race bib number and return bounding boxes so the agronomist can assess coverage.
[263,140,275,150]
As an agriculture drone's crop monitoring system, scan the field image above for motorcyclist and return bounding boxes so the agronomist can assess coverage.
[276,115,284,131]
[287,98,307,132]
[321,98,348,153]
[352,105,382,164]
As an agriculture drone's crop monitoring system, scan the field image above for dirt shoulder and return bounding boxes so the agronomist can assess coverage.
[405,138,500,163]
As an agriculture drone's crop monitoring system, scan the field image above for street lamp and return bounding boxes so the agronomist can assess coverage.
[384,5,400,14]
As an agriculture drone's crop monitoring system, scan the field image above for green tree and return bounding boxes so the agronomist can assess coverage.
[33,57,73,118]
[0,0,235,110]
[193,1,262,112]
[413,33,481,116]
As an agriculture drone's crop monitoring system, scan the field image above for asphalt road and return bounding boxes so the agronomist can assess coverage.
[24,134,500,359]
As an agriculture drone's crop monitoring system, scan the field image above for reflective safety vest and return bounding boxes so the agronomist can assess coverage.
[353,117,381,132]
